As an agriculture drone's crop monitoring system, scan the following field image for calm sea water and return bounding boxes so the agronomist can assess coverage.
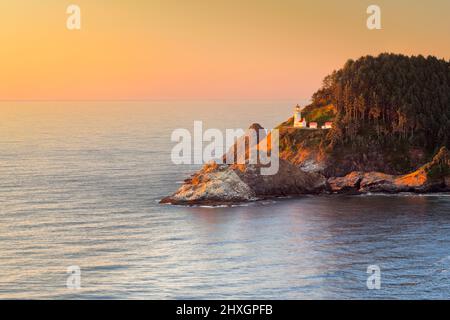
[1,101,450,299]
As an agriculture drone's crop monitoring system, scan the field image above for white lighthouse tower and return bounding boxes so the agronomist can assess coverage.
[294,104,306,128]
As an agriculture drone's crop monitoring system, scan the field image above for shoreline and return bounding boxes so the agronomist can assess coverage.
[160,188,450,207]
[161,146,450,207]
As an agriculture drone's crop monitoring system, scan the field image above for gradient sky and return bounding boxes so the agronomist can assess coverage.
[1,0,449,101]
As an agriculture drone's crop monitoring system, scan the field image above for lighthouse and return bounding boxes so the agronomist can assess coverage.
[293,104,306,128]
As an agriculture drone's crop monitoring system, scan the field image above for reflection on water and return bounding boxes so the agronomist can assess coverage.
[1,102,450,299]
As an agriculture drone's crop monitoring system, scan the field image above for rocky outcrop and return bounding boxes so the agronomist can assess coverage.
[358,172,399,193]
[160,159,327,206]
[160,162,257,205]
[161,123,328,206]
[222,123,266,164]
[328,147,450,194]
[162,120,450,206]
[327,172,364,194]
[232,160,327,196]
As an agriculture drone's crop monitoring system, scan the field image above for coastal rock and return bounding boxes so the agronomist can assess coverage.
[161,160,327,205]
[160,162,257,205]
[331,147,450,194]
[327,171,364,193]
[161,123,328,205]
[232,160,327,196]
[359,172,398,193]
[299,159,326,173]
[393,146,450,192]
[162,118,450,205]
[222,123,266,164]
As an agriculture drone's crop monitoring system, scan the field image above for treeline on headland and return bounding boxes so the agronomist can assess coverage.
[305,53,450,173]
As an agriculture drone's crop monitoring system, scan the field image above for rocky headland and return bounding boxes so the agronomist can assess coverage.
[161,129,450,205]
[161,54,450,205]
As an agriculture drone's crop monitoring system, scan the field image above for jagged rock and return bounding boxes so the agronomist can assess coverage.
[222,123,266,164]
[160,162,257,205]
[161,159,327,205]
[393,147,450,192]
[300,159,326,173]
[232,160,327,196]
[162,124,450,205]
[359,172,398,193]
[328,171,364,193]
[331,147,450,194]
[161,124,328,205]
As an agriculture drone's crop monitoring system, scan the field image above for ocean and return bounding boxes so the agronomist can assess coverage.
[1,101,450,299]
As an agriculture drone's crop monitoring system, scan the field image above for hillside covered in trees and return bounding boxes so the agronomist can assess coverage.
[303,53,450,175]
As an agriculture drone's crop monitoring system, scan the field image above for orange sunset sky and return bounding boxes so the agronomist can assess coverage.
[1,0,449,101]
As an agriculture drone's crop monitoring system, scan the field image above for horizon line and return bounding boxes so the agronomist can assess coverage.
[0,98,311,103]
